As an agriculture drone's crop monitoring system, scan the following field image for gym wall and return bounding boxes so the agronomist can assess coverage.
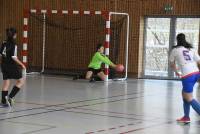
[0,0,199,77]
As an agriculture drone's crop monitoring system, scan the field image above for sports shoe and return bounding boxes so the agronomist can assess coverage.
[176,116,190,123]
[9,98,15,106]
[1,102,9,107]
[89,78,96,82]
[5,96,15,107]
[1,99,8,107]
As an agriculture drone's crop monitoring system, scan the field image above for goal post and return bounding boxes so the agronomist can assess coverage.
[110,12,129,81]
[22,9,129,81]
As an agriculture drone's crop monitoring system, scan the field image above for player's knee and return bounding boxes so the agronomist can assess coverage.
[3,82,10,87]
[101,77,105,81]
[183,94,193,102]
[16,79,25,87]
[86,76,91,80]
[186,97,193,102]
[99,75,105,81]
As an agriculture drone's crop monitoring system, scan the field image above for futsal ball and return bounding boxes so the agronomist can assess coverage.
[116,64,124,73]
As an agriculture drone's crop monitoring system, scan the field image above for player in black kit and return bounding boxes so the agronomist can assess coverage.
[0,28,26,107]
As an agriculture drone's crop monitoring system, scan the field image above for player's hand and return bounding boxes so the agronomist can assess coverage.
[111,63,117,69]
[21,64,26,69]
[175,72,182,77]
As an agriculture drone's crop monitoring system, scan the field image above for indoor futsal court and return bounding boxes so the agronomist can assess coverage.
[0,0,200,134]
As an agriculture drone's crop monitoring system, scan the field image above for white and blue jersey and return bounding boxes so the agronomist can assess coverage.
[169,46,200,92]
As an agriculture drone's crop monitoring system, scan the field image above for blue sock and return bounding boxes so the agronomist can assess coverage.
[183,99,190,118]
[190,99,200,115]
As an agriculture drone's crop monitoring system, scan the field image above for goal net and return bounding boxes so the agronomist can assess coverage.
[23,10,129,80]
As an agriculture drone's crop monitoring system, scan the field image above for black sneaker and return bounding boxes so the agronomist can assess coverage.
[89,78,96,82]
[1,102,9,107]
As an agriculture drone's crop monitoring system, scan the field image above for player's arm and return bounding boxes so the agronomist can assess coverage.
[12,58,26,69]
[193,50,200,67]
[0,42,5,56]
[195,58,200,67]
[170,61,181,77]
[104,56,117,68]
[11,45,26,69]
[169,49,181,77]
[0,43,6,64]
[97,53,116,68]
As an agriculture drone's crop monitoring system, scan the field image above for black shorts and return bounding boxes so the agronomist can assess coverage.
[88,68,103,75]
[1,64,22,80]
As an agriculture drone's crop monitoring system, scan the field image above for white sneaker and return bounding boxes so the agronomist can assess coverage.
[5,96,11,107]
[5,96,15,107]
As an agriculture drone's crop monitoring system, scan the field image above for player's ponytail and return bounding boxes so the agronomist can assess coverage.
[6,27,17,44]
[176,33,193,49]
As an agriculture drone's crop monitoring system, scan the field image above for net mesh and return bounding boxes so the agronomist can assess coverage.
[28,13,127,78]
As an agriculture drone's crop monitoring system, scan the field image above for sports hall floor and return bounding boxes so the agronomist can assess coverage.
[0,75,200,134]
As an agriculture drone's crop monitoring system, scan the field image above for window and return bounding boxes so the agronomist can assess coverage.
[143,17,200,79]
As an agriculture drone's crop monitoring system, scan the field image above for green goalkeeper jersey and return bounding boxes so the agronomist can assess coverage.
[88,52,113,69]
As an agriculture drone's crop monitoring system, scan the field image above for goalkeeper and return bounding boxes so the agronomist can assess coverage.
[86,44,116,82]
[73,44,116,82]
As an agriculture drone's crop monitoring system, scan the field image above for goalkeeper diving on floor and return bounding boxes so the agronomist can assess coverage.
[73,44,124,82]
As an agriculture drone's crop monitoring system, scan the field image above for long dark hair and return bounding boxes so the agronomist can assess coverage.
[6,27,17,44]
[173,33,193,49]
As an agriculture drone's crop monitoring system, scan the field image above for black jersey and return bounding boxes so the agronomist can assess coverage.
[0,41,18,66]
